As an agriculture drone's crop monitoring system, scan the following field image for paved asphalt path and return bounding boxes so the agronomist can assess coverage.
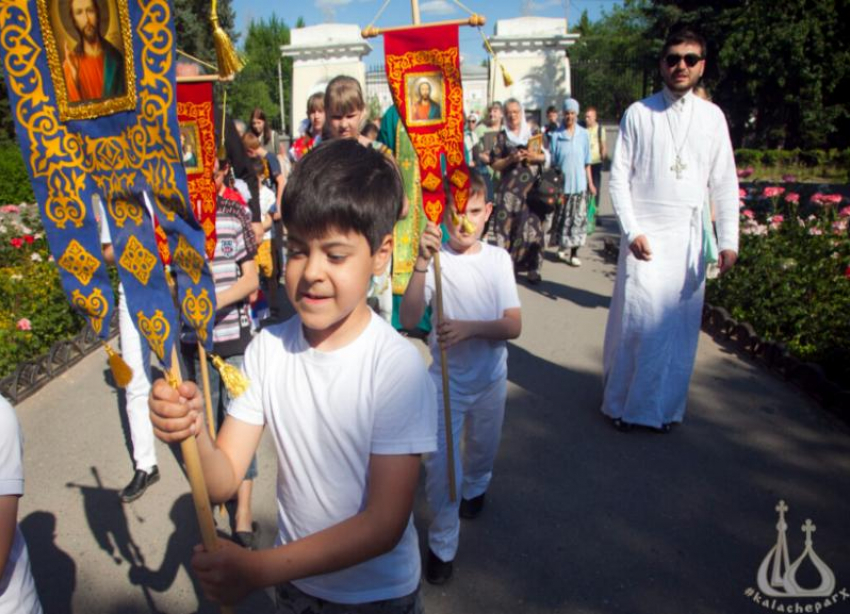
[13,173,850,614]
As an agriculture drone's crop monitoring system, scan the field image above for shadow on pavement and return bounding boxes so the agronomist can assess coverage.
[20,511,76,614]
[421,341,850,614]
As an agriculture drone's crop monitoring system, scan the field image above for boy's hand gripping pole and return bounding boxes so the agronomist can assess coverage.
[166,347,234,614]
[433,252,457,502]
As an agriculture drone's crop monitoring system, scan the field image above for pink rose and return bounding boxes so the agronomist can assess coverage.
[811,193,825,205]
[1,205,20,214]
[784,193,800,204]
[739,188,747,199]
[742,209,755,219]
[16,318,31,331]
[763,186,785,199]
[839,206,850,219]
[832,219,848,235]
[769,215,784,230]
[809,227,824,236]
[823,194,844,206]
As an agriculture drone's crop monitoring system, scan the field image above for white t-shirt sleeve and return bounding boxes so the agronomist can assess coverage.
[0,397,24,497]
[371,342,437,455]
[226,334,266,426]
[494,249,521,315]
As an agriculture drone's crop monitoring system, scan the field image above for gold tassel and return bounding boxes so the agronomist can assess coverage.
[210,0,244,78]
[500,63,513,87]
[461,215,477,234]
[209,353,250,397]
[103,343,133,388]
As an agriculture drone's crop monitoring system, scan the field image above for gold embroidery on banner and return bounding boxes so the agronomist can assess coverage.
[424,199,443,222]
[421,172,442,193]
[182,287,213,344]
[454,188,468,211]
[386,47,466,182]
[172,235,203,285]
[71,287,108,334]
[136,309,169,360]
[450,169,468,189]
[35,0,137,121]
[58,239,101,285]
[109,197,144,228]
[44,170,87,228]
[119,235,157,285]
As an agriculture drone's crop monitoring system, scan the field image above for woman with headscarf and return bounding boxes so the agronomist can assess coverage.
[489,98,549,284]
[550,98,596,266]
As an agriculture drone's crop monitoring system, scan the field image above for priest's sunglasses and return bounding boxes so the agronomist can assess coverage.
[664,53,704,68]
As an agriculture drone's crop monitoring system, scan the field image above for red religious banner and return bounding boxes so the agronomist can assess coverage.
[177,81,217,261]
[384,24,470,223]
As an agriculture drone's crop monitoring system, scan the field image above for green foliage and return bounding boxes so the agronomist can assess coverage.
[734,149,849,182]
[639,0,850,150]
[707,189,850,385]
[228,14,293,132]
[569,1,654,121]
[0,73,15,146]
[0,146,34,204]
[0,204,85,378]
[173,0,238,63]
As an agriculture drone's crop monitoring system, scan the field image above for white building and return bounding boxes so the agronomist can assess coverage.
[281,24,371,135]
[487,16,579,122]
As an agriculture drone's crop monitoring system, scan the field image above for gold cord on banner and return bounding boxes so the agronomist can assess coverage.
[478,27,513,87]
[103,343,133,388]
[209,353,250,397]
[176,49,218,72]
[210,0,244,78]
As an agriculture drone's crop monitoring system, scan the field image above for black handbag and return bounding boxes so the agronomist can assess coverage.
[527,167,563,216]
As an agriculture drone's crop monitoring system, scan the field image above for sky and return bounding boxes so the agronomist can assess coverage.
[231,0,622,66]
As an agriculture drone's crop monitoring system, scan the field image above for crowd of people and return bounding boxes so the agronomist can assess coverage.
[1,27,739,614]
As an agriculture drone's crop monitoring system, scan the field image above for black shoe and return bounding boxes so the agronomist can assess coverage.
[233,522,259,550]
[425,549,453,585]
[459,493,485,519]
[611,418,634,433]
[526,271,542,285]
[120,466,160,503]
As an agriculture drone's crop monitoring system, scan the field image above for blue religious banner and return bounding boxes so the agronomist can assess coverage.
[0,0,216,367]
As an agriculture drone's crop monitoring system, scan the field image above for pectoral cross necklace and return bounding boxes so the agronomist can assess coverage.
[665,97,693,179]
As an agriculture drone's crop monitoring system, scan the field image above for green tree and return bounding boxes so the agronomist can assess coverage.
[227,14,294,133]
[640,0,850,149]
[568,1,653,121]
[173,0,239,63]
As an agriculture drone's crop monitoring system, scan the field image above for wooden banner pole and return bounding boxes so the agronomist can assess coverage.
[167,346,233,614]
[362,14,485,38]
[432,251,457,503]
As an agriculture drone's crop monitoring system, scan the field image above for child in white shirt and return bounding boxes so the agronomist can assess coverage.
[400,170,522,585]
[0,396,43,614]
[149,139,436,612]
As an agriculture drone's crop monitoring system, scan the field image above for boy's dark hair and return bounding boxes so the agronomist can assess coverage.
[445,168,487,208]
[283,139,402,253]
[662,28,706,58]
[546,105,558,115]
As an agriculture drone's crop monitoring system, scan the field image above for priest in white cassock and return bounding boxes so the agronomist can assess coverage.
[602,28,739,433]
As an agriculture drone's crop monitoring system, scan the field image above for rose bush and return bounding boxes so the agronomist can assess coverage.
[0,202,87,378]
[707,182,850,387]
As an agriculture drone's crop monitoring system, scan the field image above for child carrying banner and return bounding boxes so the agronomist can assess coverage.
[400,170,522,585]
[149,139,436,612]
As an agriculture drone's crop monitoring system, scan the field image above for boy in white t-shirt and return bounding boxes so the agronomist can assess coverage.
[149,139,437,612]
[0,396,43,614]
[400,171,522,585]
